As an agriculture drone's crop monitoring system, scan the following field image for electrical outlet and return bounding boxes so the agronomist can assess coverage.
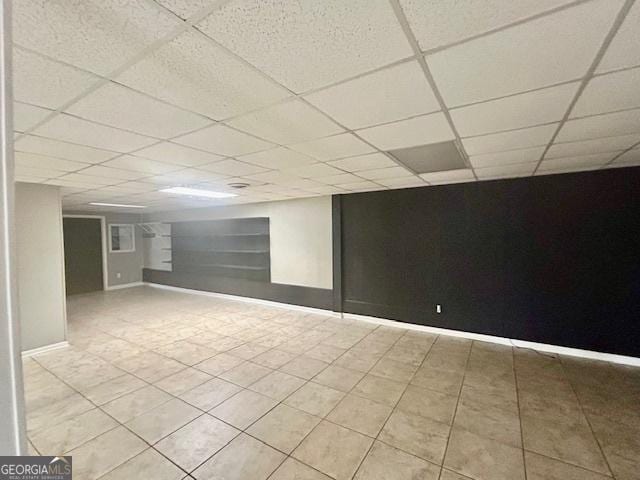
[436,304,442,314]
[116,272,121,279]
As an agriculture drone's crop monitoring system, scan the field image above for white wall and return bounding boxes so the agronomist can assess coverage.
[16,183,66,351]
[145,196,333,289]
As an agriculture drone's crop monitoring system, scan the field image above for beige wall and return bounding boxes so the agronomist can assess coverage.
[16,183,66,351]
[145,196,333,289]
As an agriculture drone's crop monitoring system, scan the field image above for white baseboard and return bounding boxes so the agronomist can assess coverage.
[344,313,640,367]
[144,282,340,317]
[22,341,69,358]
[105,281,144,291]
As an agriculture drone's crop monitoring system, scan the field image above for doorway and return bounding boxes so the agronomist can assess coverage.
[63,216,106,295]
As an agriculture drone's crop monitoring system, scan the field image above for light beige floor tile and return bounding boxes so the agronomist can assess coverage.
[193,433,285,480]
[354,441,440,480]
[194,353,244,376]
[397,384,458,425]
[82,373,147,406]
[69,426,147,480]
[100,448,184,480]
[411,367,464,396]
[218,361,273,387]
[312,365,364,392]
[153,341,217,365]
[454,393,521,447]
[269,458,332,480]
[228,342,270,360]
[284,382,344,417]
[305,344,346,363]
[253,349,297,369]
[293,421,373,480]
[210,389,277,429]
[248,404,320,454]
[443,428,525,480]
[179,377,242,411]
[521,415,609,474]
[249,371,306,401]
[370,357,418,383]
[439,468,476,479]
[379,410,449,464]
[525,451,611,480]
[155,414,240,472]
[125,398,201,444]
[27,393,95,433]
[327,394,392,437]
[352,374,406,407]
[154,368,212,396]
[101,385,172,423]
[280,356,329,380]
[30,408,118,455]
[115,351,185,383]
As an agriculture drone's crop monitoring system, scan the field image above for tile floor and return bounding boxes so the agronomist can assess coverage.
[22,286,640,480]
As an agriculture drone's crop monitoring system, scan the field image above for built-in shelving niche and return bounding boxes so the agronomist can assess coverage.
[170,217,270,282]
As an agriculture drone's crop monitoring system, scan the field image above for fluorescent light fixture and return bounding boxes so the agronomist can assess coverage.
[160,186,237,199]
[89,202,146,209]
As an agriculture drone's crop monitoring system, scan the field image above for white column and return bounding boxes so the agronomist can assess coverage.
[0,0,27,456]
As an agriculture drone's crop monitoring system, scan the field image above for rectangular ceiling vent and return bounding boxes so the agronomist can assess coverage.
[387,141,467,174]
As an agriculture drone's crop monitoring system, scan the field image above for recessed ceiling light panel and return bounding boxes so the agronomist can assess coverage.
[89,202,146,208]
[388,141,467,174]
[160,186,237,198]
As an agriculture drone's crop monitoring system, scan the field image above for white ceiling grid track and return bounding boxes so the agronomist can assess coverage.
[11,0,640,212]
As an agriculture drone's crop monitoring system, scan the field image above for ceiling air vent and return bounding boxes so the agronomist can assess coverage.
[387,141,467,174]
[228,182,250,189]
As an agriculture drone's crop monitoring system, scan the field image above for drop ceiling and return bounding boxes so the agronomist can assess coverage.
[12,0,640,213]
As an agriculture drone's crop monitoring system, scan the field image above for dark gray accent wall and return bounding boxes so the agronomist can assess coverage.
[337,167,640,358]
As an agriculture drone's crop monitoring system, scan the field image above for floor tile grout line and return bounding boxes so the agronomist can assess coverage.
[512,343,529,480]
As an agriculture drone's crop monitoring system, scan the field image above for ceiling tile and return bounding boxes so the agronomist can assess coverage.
[13,0,180,75]
[305,61,440,129]
[67,82,210,138]
[174,124,274,156]
[197,0,412,92]
[399,0,575,51]
[328,153,398,172]
[117,30,290,120]
[59,173,122,186]
[314,173,364,185]
[288,134,374,161]
[357,112,454,150]
[339,180,384,191]
[419,169,475,184]
[451,82,579,137]
[283,163,344,178]
[243,170,300,185]
[33,114,157,152]
[14,49,99,109]
[79,165,147,180]
[462,124,558,155]
[199,159,267,176]
[547,134,640,159]
[240,147,317,169]
[597,0,640,73]
[227,100,344,145]
[15,151,88,172]
[537,152,614,172]
[376,176,426,188]
[357,166,409,180]
[476,162,537,180]
[45,178,105,189]
[110,181,159,193]
[15,135,117,164]
[556,108,640,143]
[14,102,52,132]
[15,165,65,179]
[427,0,622,106]
[470,146,544,168]
[571,68,640,118]
[102,155,182,174]
[15,175,47,184]
[146,169,228,185]
[135,142,224,167]
[612,148,640,166]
